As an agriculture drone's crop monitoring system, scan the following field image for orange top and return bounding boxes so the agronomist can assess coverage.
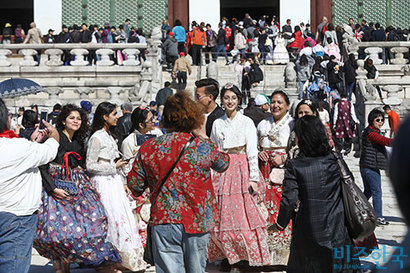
[388,110,401,134]
[191,28,207,46]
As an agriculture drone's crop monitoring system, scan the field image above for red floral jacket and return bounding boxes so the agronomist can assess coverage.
[127,132,229,234]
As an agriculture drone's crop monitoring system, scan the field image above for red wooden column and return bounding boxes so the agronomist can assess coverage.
[311,0,333,32]
[168,0,189,29]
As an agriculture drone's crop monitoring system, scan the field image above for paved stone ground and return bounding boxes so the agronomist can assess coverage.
[29,155,408,273]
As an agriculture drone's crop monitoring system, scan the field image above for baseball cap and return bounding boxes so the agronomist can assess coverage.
[168,31,174,36]
[80,100,92,112]
[179,52,185,56]
[254,94,269,106]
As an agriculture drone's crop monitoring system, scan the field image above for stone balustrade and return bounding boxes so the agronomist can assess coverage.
[351,41,410,65]
[0,27,163,111]
[0,43,148,67]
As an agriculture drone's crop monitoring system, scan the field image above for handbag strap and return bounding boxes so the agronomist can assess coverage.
[61,152,81,177]
[151,135,196,208]
[332,151,352,182]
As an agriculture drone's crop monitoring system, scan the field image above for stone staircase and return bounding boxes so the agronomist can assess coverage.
[161,58,299,103]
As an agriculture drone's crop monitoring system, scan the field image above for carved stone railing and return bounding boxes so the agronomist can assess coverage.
[0,27,163,111]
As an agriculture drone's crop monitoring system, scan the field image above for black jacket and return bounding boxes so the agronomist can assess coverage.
[206,105,225,137]
[216,28,226,45]
[278,154,360,272]
[248,63,264,84]
[244,105,272,127]
[360,127,388,170]
[327,61,342,84]
[342,60,357,83]
[117,113,132,146]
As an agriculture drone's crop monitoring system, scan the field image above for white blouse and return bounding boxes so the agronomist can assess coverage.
[210,112,260,182]
[257,113,294,151]
[86,129,120,176]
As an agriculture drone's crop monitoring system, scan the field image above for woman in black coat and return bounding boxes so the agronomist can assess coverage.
[270,115,361,273]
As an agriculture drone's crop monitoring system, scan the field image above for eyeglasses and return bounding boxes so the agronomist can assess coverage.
[375,119,384,123]
[145,117,155,124]
[195,94,208,100]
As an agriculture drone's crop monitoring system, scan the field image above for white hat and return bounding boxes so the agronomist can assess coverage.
[255,94,268,106]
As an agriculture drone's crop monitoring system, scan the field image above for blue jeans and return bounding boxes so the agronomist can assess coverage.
[0,212,38,273]
[298,80,308,99]
[360,167,382,218]
[151,224,210,273]
[215,44,229,63]
[346,81,355,101]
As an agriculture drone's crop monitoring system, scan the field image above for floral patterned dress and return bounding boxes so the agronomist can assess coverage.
[34,132,121,266]
[257,113,294,265]
[209,113,271,266]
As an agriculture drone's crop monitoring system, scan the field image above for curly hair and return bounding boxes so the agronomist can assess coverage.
[161,91,205,132]
[56,104,89,142]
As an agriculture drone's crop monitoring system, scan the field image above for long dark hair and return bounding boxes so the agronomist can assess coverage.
[295,115,331,157]
[56,104,89,142]
[0,99,8,133]
[130,107,150,133]
[90,102,117,138]
[22,110,38,129]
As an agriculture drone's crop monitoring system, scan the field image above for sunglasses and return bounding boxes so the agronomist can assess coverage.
[195,94,208,100]
[375,119,384,123]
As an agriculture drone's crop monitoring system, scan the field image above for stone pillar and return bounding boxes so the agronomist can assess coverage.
[390,47,409,64]
[364,47,383,64]
[45,49,64,66]
[122,49,140,66]
[19,49,38,66]
[96,49,114,66]
[386,0,392,27]
[70,49,89,66]
[147,27,163,100]
[0,49,12,67]
[382,85,402,106]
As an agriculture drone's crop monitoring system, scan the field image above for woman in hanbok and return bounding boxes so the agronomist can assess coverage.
[273,33,289,64]
[86,102,146,272]
[208,83,270,269]
[34,104,121,273]
[121,106,159,246]
[257,90,293,268]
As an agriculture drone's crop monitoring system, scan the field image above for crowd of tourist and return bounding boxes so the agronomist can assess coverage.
[0,11,408,273]
[0,68,403,272]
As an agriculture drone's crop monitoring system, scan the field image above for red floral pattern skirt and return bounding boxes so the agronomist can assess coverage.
[259,152,292,265]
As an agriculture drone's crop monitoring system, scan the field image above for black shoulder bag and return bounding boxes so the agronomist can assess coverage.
[144,135,196,265]
[333,151,376,240]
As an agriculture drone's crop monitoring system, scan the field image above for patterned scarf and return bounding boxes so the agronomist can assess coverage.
[267,112,291,147]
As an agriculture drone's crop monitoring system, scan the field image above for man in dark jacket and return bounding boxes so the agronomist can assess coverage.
[44,29,55,43]
[117,102,133,147]
[327,55,343,91]
[156,81,173,115]
[80,23,92,43]
[47,103,61,125]
[215,23,230,65]
[195,78,224,137]
[205,24,217,64]
[162,32,179,69]
[244,94,272,126]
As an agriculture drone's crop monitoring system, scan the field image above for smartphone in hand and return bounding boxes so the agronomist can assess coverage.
[39,110,48,131]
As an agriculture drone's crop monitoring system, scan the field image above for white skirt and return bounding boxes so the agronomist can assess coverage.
[92,173,146,271]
